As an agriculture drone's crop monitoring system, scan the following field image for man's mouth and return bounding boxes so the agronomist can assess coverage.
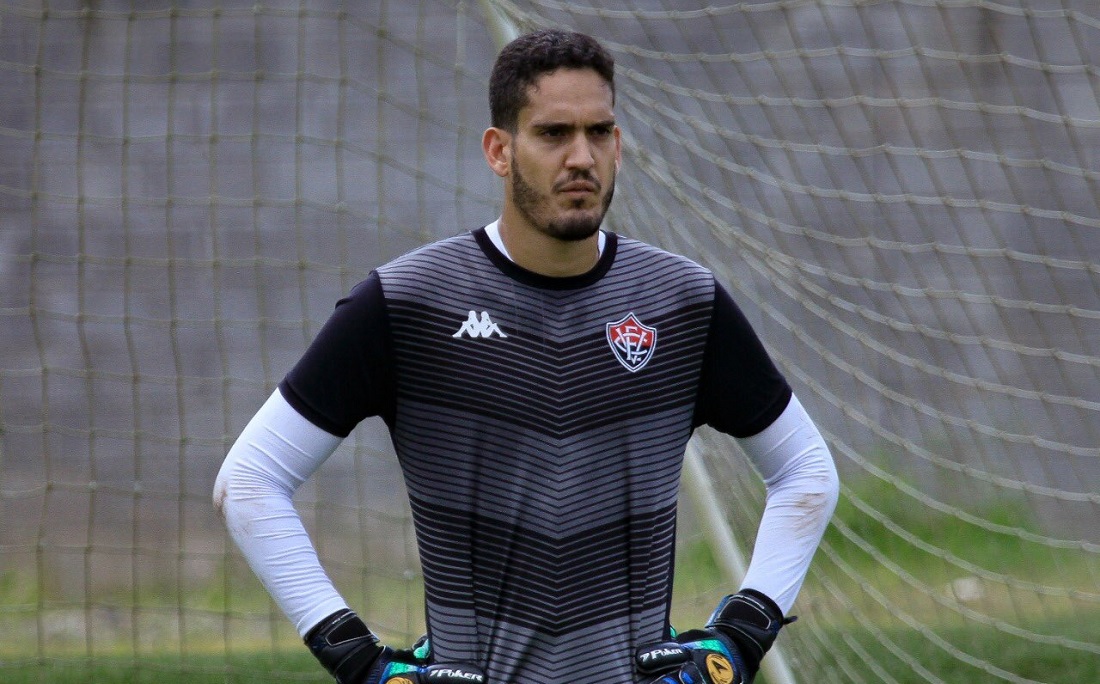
[556,178,599,195]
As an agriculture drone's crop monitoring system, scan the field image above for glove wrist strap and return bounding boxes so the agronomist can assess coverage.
[305,609,386,683]
[705,589,793,676]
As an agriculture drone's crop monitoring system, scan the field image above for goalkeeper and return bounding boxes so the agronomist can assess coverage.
[214,28,838,684]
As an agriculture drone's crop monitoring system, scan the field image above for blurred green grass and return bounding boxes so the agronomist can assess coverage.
[4,611,1096,684]
[2,476,1096,683]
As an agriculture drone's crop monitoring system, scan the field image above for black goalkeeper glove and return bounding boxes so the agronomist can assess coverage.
[306,610,486,684]
[635,589,794,684]
[306,609,392,684]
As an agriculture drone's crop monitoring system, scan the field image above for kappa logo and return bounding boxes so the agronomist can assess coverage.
[606,312,657,372]
[452,310,508,339]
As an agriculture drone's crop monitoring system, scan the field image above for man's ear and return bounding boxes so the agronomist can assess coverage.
[483,127,512,178]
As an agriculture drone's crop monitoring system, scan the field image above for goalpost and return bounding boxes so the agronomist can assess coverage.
[1,1,1098,682]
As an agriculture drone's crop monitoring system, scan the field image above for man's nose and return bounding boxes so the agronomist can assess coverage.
[564,133,596,169]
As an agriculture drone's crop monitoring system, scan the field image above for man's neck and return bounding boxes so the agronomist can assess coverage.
[494,216,602,277]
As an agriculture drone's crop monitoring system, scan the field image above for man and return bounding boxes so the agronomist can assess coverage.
[214,28,838,684]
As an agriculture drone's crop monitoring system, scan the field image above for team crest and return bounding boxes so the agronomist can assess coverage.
[606,313,657,372]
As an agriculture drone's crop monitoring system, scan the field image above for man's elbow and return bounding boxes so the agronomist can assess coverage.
[212,463,233,521]
[798,452,840,532]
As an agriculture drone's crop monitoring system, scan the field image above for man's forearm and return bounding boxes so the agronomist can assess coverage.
[735,394,839,612]
[214,388,349,635]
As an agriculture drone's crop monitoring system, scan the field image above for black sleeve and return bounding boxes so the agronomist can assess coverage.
[278,271,395,437]
[694,280,792,438]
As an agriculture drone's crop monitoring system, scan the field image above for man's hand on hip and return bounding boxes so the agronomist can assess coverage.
[635,589,793,684]
[306,610,486,684]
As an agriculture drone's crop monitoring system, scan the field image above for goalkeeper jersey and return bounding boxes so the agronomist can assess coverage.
[279,226,791,684]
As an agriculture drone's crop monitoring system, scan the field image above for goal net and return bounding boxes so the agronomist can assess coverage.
[1,1,1097,682]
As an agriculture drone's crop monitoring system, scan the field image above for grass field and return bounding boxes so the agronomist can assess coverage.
[784,477,1098,683]
[4,612,1097,684]
[2,477,1096,683]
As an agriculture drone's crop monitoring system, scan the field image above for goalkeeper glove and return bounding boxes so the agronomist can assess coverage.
[378,660,487,684]
[635,589,793,684]
[306,609,392,684]
[306,610,486,684]
[636,629,745,684]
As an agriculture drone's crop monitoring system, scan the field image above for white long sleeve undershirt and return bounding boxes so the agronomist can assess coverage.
[214,389,837,635]
[734,394,839,612]
[214,388,349,636]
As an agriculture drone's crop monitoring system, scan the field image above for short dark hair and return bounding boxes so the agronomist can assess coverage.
[488,29,615,131]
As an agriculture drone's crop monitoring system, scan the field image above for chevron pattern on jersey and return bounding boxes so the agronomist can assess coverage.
[395,401,690,534]
[411,495,678,634]
[376,230,715,684]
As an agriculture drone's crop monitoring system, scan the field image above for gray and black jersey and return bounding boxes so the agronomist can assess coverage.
[280,226,791,684]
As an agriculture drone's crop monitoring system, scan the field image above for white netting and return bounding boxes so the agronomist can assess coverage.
[1,1,1097,682]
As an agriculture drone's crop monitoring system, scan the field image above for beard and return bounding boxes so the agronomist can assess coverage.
[511,159,615,242]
